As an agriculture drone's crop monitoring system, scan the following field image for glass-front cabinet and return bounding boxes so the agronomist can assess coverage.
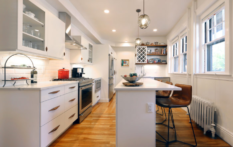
[88,44,93,63]
[0,0,65,59]
[22,0,46,53]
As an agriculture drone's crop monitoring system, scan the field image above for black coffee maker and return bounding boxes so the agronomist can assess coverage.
[72,68,85,78]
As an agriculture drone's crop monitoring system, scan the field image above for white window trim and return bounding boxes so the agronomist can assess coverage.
[172,42,180,73]
[180,35,188,73]
[196,0,230,75]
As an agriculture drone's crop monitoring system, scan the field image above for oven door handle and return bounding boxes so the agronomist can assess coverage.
[80,84,93,90]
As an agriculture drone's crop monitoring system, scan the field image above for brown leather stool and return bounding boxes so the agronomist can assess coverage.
[156,84,197,147]
[156,81,173,125]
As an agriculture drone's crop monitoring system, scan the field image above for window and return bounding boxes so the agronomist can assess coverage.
[181,36,187,72]
[203,8,225,72]
[173,42,179,72]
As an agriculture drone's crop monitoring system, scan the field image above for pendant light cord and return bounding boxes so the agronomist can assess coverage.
[143,0,145,14]
[138,12,139,37]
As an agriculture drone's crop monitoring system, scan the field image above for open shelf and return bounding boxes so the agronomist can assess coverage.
[23,32,44,41]
[23,13,44,26]
[141,45,167,47]
[136,63,167,65]
[147,53,167,56]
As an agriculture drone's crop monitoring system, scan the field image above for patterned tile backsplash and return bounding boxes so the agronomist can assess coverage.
[0,49,72,87]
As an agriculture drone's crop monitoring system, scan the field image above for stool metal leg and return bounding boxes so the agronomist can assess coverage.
[166,108,171,147]
[187,107,197,146]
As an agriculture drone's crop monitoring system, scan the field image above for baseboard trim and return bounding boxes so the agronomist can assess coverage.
[99,98,109,102]
[216,124,233,146]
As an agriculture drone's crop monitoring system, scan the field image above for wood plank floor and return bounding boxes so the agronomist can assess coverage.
[50,95,230,147]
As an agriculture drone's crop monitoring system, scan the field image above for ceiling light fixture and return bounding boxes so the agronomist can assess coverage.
[138,0,150,29]
[104,9,109,13]
[125,41,128,42]
[112,29,116,32]
[135,9,142,46]
[153,29,157,32]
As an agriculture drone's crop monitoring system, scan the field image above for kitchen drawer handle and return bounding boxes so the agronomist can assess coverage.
[69,98,76,102]
[69,86,76,89]
[49,90,60,94]
[69,113,76,119]
[49,105,60,111]
[48,125,60,134]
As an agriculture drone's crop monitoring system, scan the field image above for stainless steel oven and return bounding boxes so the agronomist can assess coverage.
[78,83,93,123]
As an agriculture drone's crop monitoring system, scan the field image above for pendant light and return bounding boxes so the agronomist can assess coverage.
[135,9,142,46]
[138,0,150,29]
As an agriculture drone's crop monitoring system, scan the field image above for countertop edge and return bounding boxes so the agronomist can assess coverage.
[0,81,79,90]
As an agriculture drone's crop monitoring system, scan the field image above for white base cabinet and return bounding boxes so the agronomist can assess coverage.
[92,79,101,106]
[0,83,78,147]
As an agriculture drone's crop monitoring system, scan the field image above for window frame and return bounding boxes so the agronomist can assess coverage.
[196,0,230,75]
[180,35,188,73]
[203,7,225,73]
[172,42,179,73]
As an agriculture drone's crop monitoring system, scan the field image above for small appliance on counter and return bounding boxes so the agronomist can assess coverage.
[58,68,69,79]
[72,68,85,78]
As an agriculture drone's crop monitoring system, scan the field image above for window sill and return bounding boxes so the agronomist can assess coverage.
[194,72,231,76]
[169,73,189,75]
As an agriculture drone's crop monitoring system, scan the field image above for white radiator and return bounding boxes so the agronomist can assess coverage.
[190,95,216,138]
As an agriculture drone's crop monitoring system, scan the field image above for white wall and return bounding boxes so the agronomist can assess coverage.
[82,45,113,102]
[166,0,233,146]
[114,47,136,85]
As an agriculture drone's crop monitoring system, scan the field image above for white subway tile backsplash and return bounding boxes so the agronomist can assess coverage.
[0,49,72,86]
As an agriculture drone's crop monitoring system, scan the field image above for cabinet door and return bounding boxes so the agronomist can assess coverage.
[46,12,65,59]
[18,0,47,56]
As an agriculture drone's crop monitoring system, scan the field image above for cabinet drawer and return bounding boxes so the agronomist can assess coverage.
[64,91,78,112]
[64,105,78,128]
[96,91,101,100]
[41,96,64,126]
[41,114,64,147]
[65,83,78,93]
[41,86,64,102]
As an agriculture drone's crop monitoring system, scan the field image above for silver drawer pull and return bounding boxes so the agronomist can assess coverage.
[69,113,76,119]
[69,86,76,89]
[48,125,60,134]
[49,105,60,111]
[69,98,76,102]
[49,90,60,94]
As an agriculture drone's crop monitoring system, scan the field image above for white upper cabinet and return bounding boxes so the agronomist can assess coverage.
[46,12,65,59]
[0,0,65,59]
[70,36,93,64]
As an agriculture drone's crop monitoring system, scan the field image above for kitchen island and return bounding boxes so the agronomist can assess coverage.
[115,78,181,147]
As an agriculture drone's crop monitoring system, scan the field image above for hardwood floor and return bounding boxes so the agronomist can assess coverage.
[50,95,230,147]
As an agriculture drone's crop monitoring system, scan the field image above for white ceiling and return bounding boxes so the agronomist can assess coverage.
[69,0,191,43]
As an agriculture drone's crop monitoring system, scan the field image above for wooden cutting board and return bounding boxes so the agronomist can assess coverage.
[123,82,143,87]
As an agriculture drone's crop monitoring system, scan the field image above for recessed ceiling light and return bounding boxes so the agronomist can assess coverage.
[153,29,157,32]
[112,29,116,32]
[104,10,109,13]
[125,41,128,42]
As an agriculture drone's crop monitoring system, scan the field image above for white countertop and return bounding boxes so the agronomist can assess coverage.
[0,81,79,90]
[115,78,181,91]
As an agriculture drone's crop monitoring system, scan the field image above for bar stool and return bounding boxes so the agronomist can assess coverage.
[156,81,173,125]
[156,84,197,147]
